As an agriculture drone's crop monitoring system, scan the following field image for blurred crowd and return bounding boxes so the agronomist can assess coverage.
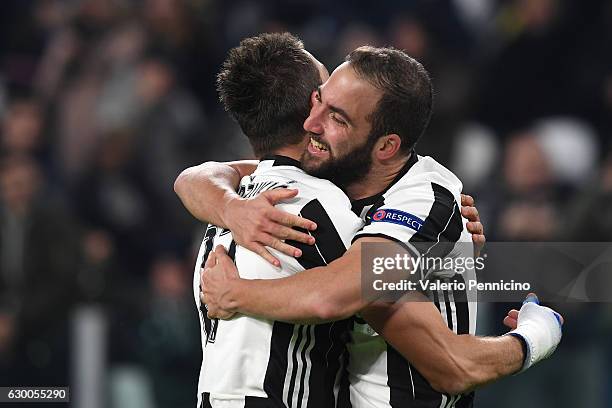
[0,0,610,407]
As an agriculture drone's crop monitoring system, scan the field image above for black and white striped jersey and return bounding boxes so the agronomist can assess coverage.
[193,156,364,408]
[345,152,478,408]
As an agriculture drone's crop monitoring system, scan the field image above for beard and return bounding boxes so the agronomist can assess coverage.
[301,133,378,191]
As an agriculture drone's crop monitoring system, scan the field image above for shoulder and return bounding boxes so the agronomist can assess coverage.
[386,156,463,202]
[276,168,351,207]
[253,166,352,210]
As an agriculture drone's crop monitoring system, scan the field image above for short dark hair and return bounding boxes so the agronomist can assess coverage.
[217,33,321,157]
[346,46,433,153]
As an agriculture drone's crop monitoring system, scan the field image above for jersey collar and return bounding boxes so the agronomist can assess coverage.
[350,150,418,215]
[260,155,303,169]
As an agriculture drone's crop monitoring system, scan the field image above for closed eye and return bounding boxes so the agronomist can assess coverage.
[330,112,347,127]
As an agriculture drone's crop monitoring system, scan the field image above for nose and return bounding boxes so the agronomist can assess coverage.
[304,103,324,135]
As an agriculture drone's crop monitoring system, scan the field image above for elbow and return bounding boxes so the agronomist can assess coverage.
[174,167,190,196]
[425,354,477,396]
[300,276,362,323]
[174,162,213,194]
[429,375,471,396]
[312,301,343,322]
[309,293,353,322]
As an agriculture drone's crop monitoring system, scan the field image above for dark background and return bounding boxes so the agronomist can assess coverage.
[0,0,610,406]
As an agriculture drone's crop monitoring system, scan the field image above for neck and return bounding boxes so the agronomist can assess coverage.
[267,138,309,162]
[345,153,411,200]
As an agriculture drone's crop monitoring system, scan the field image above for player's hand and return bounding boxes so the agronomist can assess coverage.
[503,309,519,329]
[503,297,565,330]
[201,246,240,319]
[461,194,485,257]
[224,188,317,266]
[506,293,564,373]
[199,248,220,313]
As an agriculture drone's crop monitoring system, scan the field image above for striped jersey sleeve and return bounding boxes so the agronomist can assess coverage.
[353,170,463,248]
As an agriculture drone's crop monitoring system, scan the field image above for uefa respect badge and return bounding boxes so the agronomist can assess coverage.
[371,209,424,232]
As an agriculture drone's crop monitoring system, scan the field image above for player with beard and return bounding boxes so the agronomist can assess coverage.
[301,120,378,190]
[178,43,563,408]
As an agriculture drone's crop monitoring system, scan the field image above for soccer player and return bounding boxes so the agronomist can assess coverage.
[179,38,562,408]
[184,34,482,408]
[189,33,364,408]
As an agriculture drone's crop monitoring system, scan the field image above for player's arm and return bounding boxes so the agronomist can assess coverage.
[203,236,390,323]
[362,293,563,395]
[174,160,317,265]
[361,298,522,395]
[202,202,485,322]
[203,246,563,391]
[174,160,257,226]
[201,186,486,320]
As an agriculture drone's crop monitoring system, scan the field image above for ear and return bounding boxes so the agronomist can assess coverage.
[374,134,402,160]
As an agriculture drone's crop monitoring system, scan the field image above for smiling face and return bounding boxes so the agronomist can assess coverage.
[300,62,383,188]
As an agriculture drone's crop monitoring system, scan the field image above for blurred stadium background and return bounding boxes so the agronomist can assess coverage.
[0,0,610,407]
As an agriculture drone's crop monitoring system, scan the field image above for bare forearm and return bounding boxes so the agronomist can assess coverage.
[223,257,364,323]
[174,161,256,226]
[225,277,327,324]
[448,334,523,393]
[363,300,524,395]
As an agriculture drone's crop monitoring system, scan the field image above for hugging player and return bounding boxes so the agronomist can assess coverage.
[175,33,563,408]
